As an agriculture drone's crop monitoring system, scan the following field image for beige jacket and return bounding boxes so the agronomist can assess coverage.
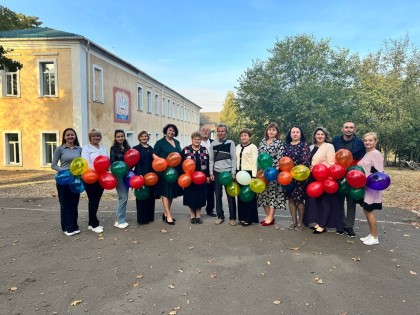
[310,143,336,167]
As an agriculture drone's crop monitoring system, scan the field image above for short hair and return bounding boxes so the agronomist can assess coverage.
[363,132,378,142]
[239,128,252,137]
[216,123,228,133]
[137,130,149,141]
[312,126,332,144]
[264,122,280,140]
[88,128,102,141]
[191,131,202,140]
[285,126,306,144]
[61,128,80,146]
[163,124,179,137]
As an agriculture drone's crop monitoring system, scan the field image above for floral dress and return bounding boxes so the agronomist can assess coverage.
[283,141,311,202]
[257,139,286,210]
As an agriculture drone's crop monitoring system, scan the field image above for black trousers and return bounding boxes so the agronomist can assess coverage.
[84,181,104,228]
[205,180,215,214]
[136,187,156,224]
[214,171,237,220]
[56,184,80,233]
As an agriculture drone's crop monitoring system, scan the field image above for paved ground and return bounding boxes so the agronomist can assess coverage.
[0,183,419,315]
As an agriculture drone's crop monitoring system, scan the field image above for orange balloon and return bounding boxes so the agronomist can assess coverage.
[152,158,168,172]
[256,170,268,184]
[182,159,196,174]
[166,152,182,167]
[82,169,99,184]
[178,174,192,188]
[144,172,158,186]
[335,149,354,169]
[277,171,293,186]
[278,156,294,172]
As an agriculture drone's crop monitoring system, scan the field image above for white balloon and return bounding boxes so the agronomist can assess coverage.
[236,170,252,185]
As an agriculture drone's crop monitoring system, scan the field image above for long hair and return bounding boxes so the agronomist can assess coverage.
[112,129,131,149]
[264,122,280,140]
[285,126,306,144]
[61,128,80,146]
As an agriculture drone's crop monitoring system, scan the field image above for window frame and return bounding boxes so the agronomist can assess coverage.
[154,94,159,115]
[37,59,58,97]
[146,90,152,113]
[126,131,135,148]
[40,131,59,166]
[3,131,22,166]
[137,84,144,111]
[92,64,104,103]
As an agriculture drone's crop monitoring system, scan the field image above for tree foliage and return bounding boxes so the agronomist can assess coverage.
[0,5,42,31]
[220,91,243,142]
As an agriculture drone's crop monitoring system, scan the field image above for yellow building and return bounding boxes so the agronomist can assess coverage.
[0,28,201,170]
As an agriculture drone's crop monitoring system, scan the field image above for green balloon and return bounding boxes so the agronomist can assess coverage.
[349,187,365,200]
[239,185,255,202]
[134,186,150,200]
[257,153,273,170]
[347,165,365,174]
[218,171,233,186]
[338,178,350,196]
[249,178,266,193]
[164,167,178,183]
[111,161,129,178]
[226,182,240,197]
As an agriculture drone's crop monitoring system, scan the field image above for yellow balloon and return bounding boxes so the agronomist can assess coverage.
[291,165,310,181]
[70,157,88,176]
[249,178,266,193]
[226,182,240,197]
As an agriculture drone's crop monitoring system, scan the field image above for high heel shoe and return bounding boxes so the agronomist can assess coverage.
[162,213,176,222]
[261,218,275,226]
[313,227,326,234]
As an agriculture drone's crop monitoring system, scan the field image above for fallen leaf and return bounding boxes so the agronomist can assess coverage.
[132,240,139,244]
[273,300,281,305]
[210,273,217,279]
[409,270,417,275]
[196,269,202,273]
[314,277,324,284]
[70,300,82,306]
[133,282,140,287]
[9,287,17,291]
[339,312,348,315]
[136,274,143,279]
[173,306,181,310]
[169,311,176,315]
[168,284,175,289]
[188,246,194,250]
[98,237,105,241]
[403,234,410,237]
[160,229,168,234]
[260,273,265,276]
[267,261,271,265]
[178,270,184,273]
[289,247,300,251]
[352,257,361,262]
[346,240,354,244]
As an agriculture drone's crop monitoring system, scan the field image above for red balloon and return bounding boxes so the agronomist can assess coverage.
[144,172,159,186]
[93,155,110,173]
[178,174,192,188]
[182,159,196,174]
[130,175,145,189]
[312,163,329,182]
[278,156,294,172]
[98,172,118,190]
[124,149,140,167]
[256,170,268,184]
[323,178,339,194]
[328,164,346,180]
[277,171,293,186]
[191,171,206,185]
[346,170,367,188]
[335,149,353,169]
[152,158,168,172]
[306,181,324,198]
[166,152,182,167]
[82,169,99,184]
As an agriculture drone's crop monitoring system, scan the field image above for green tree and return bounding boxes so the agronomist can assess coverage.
[0,5,42,31]
[220,91,243,142]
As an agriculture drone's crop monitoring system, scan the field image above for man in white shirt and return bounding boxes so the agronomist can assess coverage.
[200,126,216,217]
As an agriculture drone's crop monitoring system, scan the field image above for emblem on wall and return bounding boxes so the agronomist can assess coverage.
[113,87,131,123]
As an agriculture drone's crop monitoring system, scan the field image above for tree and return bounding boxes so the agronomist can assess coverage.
[0,46,23,71]
[0,5,42,31]
[220,91,243,142]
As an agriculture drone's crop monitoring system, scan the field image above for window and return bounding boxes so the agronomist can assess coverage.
[172,102,176,118]
[4,132,21,165]
[162,97,166,116]
[167,99,171,117]
[2,69,20,96]
[137,85,143,111]
[126,132,134,147]
[93,65,104,102]
[147,91,152,113]
[38,60,57,97]
[154,94,159,115]
[148,133,152,145]
[41,132,58,165]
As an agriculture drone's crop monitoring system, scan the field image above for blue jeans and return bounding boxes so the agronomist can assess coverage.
[115,180,128,224]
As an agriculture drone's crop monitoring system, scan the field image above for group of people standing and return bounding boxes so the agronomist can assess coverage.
[52,121,385,246]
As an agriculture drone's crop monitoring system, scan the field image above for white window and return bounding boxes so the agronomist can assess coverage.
[1,69,20,97]
[137,84,143,111]
[162,97,166,116]
[167,99,171,117]
[38,60,57,97]
[3,132,22,165]
[172,102,176,118]
[148,133,153,145]
[147,91,152,113]
[154,94,159,115]
[126,131,135,147]
[41,132,58,165]
[93,65,104,103]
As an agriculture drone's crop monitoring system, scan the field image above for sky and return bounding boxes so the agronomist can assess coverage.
[3,0,420,111]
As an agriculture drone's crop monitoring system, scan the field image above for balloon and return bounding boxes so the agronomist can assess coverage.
[335,149,353,169]
[98,172,118,190]
[144,172,158,186]
[347,165,365,174]
[130,175,145,189]
[110,161,129,178]
[323,178,339,194]
[346,170,366,188]
[256,170,268,184]
[55,169,74,185]
[164,167,178,183]
[182,159,196,174]
[349,187,365,200]
[277,171,293,186]
[123,170,135,188]
[366,172,391,191]
[306,181,324,198]
[82,169,99,184]
[226,182,240,197]
[69,157,88,176]
[257,153,273,170]
[291,165,310,181]
[278,156,294,172]
[69,176,85,193]
[312,163,329,182]
[218,171,233,186]
[338,178,350,196]
[264,167,278,182]
[191,171,207,185]
[152,158,168,172]
[93,155,110,173]
[281,181,296,193]
[134,186,150,200]
[239,185,255,202]
[178,174,192,188]
[328,164,346,180]
[124,149,140,167]
[249,178,266,193]
[166,152,182,167]
[236,171,252,185]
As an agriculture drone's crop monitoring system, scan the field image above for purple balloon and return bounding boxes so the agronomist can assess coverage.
[366,172,391,191]
[123,170,135,188]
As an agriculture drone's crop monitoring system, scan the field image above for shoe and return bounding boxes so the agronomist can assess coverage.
[288,222,298,230]
[214,218,224,225]
[360,234,372,242]
[345,227,356,238]
[313,228,326,234]
[261,218,275,226]
[207,212,217,217]
[64,230,80,236]
[195,218,203,224]
[114,222,129,229]
[260,219,266,224]
[336,230,345,235]
[190,218,196,224]
[242,222,251,227]
[294,224,304,231]
[229,220,237,226]
[363,236,379,245]
[165,220,175,225]
[89,226,104,233]
[163,213,176,223]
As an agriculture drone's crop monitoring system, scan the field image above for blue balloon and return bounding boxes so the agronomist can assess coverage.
[69,176,85,194]
[263,166,278,182]
[366,172,391,191]
[55,170,74,185]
